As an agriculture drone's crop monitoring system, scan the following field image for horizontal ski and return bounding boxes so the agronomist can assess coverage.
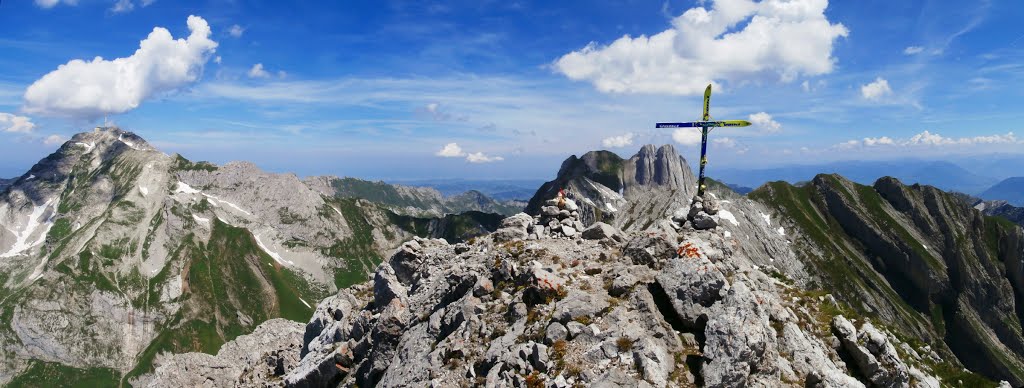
[655,120,751,128]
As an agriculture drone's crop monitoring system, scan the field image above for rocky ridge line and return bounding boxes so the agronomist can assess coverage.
[146,200,988,387]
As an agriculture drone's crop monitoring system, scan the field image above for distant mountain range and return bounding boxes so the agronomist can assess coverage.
[314,177,524,217]
[386,178,544,201]
[0,178,10,192]
[715,159,1002,195]
[980,177,1024,206]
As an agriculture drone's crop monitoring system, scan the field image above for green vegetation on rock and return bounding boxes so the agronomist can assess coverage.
[8,360,119,388]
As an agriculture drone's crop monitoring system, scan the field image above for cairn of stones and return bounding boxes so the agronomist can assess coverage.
[672,195,721,230]
[533,197,586,239]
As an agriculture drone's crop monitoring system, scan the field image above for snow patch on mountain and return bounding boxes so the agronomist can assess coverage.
[175,182,200,194]
[118,134,143,151]
[202,194,253,216]
[718,209,740,226]
[254,234,293,266]
[1,198,58,259]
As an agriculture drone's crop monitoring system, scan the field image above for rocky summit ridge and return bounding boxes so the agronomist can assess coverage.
[148,195,996,387]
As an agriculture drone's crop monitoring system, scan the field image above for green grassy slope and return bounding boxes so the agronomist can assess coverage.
[753,175,1024,386]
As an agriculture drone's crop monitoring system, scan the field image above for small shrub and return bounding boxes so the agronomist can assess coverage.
[524,372,545,388]
[616,337,634,352]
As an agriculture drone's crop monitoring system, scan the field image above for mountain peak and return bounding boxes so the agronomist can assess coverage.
[623,143,695,195]
[65,126,155,153]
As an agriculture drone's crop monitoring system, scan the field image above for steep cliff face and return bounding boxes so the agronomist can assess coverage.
[751,174,1024,384]
[0,128,502,386]
[525,144,697,231]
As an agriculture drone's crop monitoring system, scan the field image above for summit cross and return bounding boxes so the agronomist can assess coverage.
[655,84,751,197]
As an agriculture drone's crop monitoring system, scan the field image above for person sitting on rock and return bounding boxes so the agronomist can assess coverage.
[557,188,566,209]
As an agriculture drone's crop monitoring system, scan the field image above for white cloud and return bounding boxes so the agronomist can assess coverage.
[43,134,66,145]
[228,24,245,38]
[34,0,77,9]
[436,143,465,157]
[672,128,702,146]
[601,133,634,148]
[140,0,156,6]
[553,0,849,95]
[903,46,924,55]
[0,113,36,133]
[23,15,217,120]
[862,136,894,146]
[837,131,1020,149]
[466,152,504,163]
[748,112,781,132]
[860,77,892,101]
[248,63,270,78]
[437,142,503,163]
[277,70,287,79]
[110,0,134,13]
[214,55,222,64]
[712,137,736,147]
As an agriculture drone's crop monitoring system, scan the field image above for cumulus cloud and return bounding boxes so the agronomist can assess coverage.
[436,143,503,163]
[860,77,892,101]
[248,63,270,78]
[903,46,924,55]
[748,112,781,132]
[466,152,504,163]
[111,0,134,13]
[862,136,894,146]
[214,56,222,64]
[436,143,466,157]
[23,15,217,120]
[228,24,245,38]
[838,131,1020,149]
[34,0,77,9]
[43,134,66,145]
[602,133,634,148]
[672,128,702,146]
[0,113,36,133]
[553,0,849,95]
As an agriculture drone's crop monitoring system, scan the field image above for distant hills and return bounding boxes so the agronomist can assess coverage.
[716,159,1001,195]
[317,177,524,217]
[0,178,10,192]
[387,178,544,201]
[980,177,1024,206]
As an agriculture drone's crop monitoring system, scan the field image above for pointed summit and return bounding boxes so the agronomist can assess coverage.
[526,144,697,228]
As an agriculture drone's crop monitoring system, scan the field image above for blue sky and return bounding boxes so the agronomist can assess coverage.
[1,0,1022,180]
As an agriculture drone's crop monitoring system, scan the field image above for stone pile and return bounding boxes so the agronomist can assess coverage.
[532,197,586,239]
[672,195,721,230]
[493,197,587,242]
